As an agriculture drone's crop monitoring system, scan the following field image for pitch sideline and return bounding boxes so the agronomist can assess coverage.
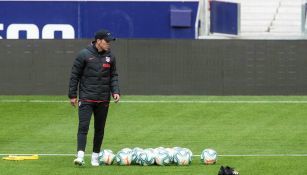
[1,100,307,104]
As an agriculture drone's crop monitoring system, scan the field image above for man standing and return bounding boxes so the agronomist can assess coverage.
[68,29,120,166]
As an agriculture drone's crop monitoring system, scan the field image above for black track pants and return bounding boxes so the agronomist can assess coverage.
[77,101,109,153]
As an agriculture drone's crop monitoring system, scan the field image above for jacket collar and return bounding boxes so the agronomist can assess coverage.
[87,42,108,55]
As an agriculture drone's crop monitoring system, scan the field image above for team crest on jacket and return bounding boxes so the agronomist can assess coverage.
[106,57,110,62]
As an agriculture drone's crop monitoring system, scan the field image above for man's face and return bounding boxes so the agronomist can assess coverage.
[97,39,110,51]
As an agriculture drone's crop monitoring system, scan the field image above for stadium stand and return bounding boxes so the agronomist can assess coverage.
[241,0,303,37]
[199,0,305,39]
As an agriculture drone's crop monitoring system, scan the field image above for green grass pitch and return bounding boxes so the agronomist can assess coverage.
[0,96,307,175]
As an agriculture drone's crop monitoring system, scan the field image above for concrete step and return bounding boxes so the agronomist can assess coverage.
[271,24,301,28]
[241,26,269,32]
[280,0,302,6]
[275,13,302,20]
[242,15,274,20]
[271,20,301,26]
[280,1,302,6]
[240,32,303,37]
[241,3,279,8]
[269,26,301,32]
[241,20,271,26]
[278,7,301,13]
[242,7,277,13]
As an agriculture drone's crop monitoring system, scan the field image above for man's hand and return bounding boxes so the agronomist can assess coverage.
[70,98,78,107]
[113,94,120,103]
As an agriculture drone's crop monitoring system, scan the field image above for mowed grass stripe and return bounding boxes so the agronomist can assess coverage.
[0,96,307,175]
[2,99,307,103]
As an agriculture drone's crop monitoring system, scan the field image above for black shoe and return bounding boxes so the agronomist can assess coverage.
[218,165,239,175]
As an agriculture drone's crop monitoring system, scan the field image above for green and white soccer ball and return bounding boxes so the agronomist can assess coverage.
[173,147,192,157]
[182,148,193,162]
[155,148,172,166]
[98,149,115,165]
[115,149,133,166]
[200,148,217,165]
[131,147,143,165]
[165,148,175,163]
[173,147,182,151]
[173,149,191,166]
[120,148,133,153]
[138,149,155,166]
[153,147,162,157]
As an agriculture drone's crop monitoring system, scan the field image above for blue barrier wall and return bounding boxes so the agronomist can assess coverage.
[0,0,199,39]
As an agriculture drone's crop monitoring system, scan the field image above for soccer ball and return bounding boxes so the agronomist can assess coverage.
[200,148,217,165]
[182,148,192,156]
[120,148,133,153]
[138,149,155,166]
[173,147,182,151]
[155,148,172,166]
[182,148,193,162]
[165,148,175,163]
[131,147,143,165]
[153,147,164,157]
[173,149,191,166]
[115,150,133,165]
[98,149,115,165]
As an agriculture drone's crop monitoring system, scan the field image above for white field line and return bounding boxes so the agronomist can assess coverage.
[1,100,307,104]
[1,154,307,157]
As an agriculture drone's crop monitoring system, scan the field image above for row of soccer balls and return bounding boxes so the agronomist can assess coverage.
[98,147,217,166]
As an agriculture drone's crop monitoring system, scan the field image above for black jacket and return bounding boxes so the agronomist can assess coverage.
[68,43,120,101]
